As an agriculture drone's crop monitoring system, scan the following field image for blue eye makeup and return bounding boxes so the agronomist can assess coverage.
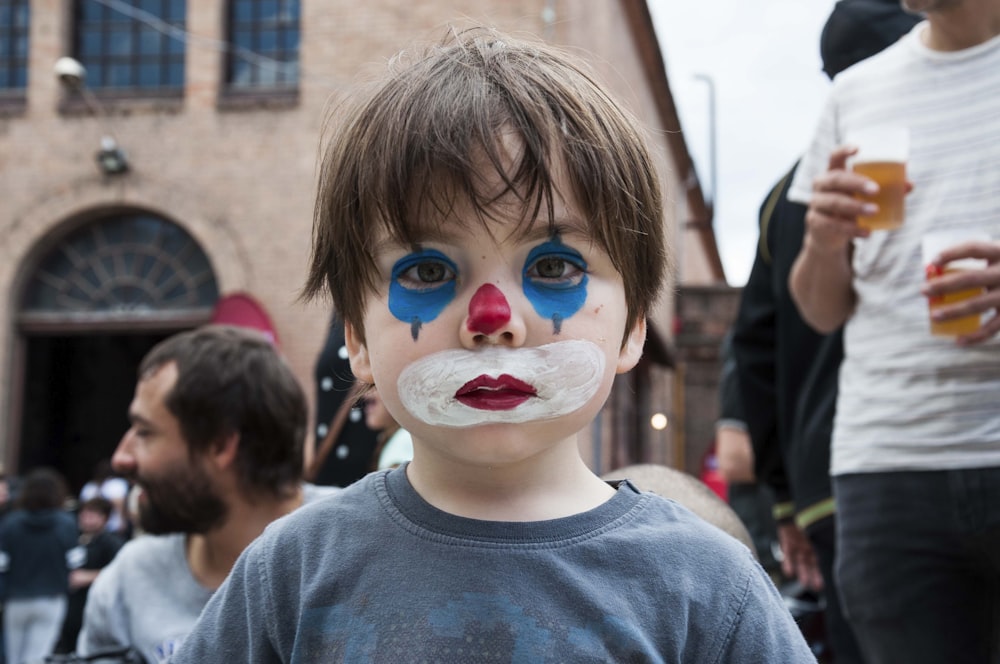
[522,238,588,334]
[389,249,458,340]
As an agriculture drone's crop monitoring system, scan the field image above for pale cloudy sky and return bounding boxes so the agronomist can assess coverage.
[649,0,839,285]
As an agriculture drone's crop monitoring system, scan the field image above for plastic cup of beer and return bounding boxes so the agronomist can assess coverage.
[921,230,989,337]
[847,126,909,231]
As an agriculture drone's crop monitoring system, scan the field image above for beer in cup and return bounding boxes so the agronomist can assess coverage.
[847,126,909,231]
[921,230,989,337]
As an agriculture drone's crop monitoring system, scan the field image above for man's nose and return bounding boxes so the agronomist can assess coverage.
[111,430,136,476]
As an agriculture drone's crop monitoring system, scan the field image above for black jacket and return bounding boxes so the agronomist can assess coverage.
[730,162,842,530]
[0,507,78,599]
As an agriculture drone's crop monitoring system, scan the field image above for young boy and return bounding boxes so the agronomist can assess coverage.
[174,29,814,662]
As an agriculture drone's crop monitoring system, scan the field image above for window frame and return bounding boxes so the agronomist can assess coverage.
[220,0,300,105]
[0,0,30,112]
[72,0,187,98]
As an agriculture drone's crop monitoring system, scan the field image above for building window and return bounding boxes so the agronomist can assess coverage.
[22,213,219,316]
[0,0,30,93]
[226,0,299,91]
[74,0,186,93]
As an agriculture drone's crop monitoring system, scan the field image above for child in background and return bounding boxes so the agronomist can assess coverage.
[56,498,124,654]
[174,28,814,662]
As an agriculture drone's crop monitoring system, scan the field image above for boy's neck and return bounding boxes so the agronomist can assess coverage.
[405,448,615,522]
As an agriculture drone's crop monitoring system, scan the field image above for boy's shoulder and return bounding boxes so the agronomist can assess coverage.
[612,484,757,565]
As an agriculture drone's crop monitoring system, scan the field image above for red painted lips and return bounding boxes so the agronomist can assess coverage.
[455,374,538,410]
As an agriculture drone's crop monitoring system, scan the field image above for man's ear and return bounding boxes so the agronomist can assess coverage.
[209,431,240,471]
[344,321,374,383]
[616,316,646,374]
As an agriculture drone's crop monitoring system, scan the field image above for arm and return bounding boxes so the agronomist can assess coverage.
[716,339,756,485]
[789,146,870,333]
[715,424,756,485]
[729,175,786,495]
[70,568,103,591]
[921,239,1000,345]
[776,522,823,591]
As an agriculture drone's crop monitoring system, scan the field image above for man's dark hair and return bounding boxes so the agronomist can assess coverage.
[19,466,68,511]
[139,325,306,498]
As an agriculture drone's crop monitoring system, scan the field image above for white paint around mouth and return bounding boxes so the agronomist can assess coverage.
[396,339,606,428]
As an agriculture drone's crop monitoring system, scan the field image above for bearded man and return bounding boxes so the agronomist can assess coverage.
[78,325,338,663]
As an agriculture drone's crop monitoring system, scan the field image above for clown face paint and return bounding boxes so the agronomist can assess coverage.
[522,238,588,334]
[396,339,605,428]
[389,249,458,340]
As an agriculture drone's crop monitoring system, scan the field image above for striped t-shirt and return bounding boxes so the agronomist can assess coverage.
[789,22,1000,476]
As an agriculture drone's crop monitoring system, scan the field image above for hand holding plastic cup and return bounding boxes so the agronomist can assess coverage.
[847,126,909,231]
[921,230,990,337]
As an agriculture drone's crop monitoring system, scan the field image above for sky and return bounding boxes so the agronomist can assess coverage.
[648,0,839,285]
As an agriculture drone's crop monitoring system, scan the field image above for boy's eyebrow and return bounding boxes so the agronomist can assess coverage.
[374,218,590,253]
[519,218,590,243]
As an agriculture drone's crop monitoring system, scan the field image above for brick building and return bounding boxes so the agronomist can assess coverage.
[0,0,726,490]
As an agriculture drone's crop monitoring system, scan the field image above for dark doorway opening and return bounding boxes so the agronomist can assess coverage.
[19,333,172,494]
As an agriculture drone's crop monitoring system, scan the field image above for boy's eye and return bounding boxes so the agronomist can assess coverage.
[398,259,455,289]
[415,261,450,284]
[533,257,572,279]
[390,249,459,292]
[525,254,586,287]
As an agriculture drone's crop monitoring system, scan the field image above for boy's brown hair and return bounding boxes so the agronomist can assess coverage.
[303,28,668,344]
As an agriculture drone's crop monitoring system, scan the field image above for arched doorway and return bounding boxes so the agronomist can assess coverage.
[13,211,219,493]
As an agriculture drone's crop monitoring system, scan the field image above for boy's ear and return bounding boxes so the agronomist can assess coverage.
[615,317,646,374]
[344,322,374,383]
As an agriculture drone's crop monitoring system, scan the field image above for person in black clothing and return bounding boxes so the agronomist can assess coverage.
[715,335,782,578]
[729,2,920,662]
[55,497,124,654]
[309,316,380,487]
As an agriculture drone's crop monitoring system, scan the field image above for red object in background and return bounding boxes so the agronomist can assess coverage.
[210,292,279,346]
[700,443,729,502]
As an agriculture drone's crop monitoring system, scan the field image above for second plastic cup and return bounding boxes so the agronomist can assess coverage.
[921,230,989,337]
[848,126,909,231]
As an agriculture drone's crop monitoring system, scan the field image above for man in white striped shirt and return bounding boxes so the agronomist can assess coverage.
[787,1,1000,662]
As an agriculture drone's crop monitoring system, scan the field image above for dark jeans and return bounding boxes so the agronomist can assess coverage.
[808,517,864,664]
[834,468,1000,664]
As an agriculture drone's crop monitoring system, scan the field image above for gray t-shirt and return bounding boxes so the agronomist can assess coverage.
[77,483,339,664]
[174,468,815,662]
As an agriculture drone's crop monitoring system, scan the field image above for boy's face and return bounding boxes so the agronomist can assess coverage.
[346,141,645,468]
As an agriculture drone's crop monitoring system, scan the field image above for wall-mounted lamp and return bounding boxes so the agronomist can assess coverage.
[54,56,129,176]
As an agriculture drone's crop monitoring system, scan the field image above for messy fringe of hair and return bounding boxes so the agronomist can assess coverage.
[303,27,669,345]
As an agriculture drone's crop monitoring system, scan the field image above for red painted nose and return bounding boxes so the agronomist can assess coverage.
[467,283,511,335]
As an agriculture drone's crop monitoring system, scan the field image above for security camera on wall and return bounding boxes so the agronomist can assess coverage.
[54,57,87,89]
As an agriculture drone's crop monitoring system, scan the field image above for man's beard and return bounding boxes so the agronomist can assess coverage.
[136,460,228,535]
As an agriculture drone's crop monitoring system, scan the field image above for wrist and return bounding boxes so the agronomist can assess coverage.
[802,232,849,258]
